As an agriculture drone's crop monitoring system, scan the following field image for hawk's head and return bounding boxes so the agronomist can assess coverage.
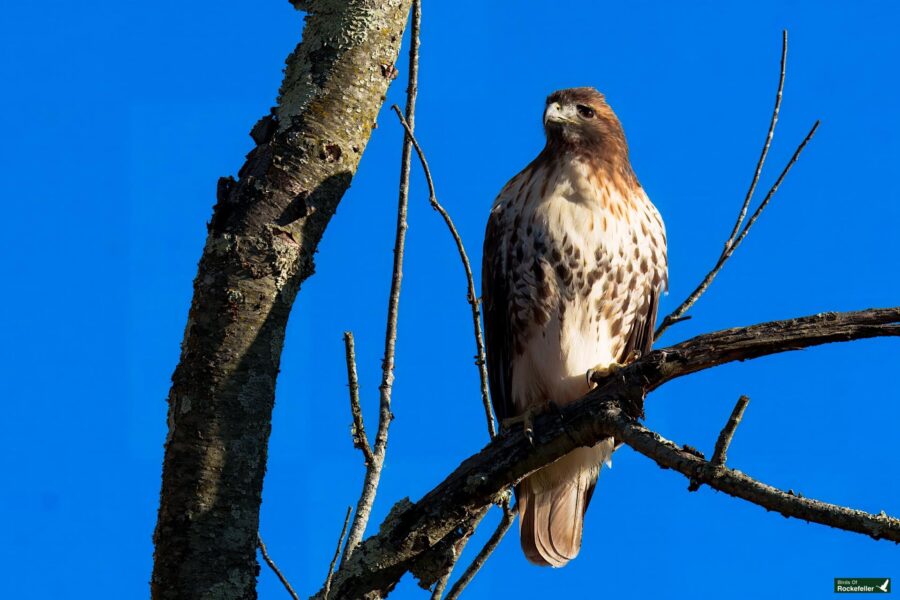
[543,87,628,157]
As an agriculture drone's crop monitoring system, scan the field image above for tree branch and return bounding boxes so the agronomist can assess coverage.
[656,31,820,338]
[258,534,300,600]
[616,415,900,543]
[343,332,373,465]
[724,30,787,250]
[321,307,900,598]
[443,499,516,600]
[392,108,496,439]
[388,94,502,598]
[711,395,750,466]
[340,0,421,565]
[410,506,488,595]
[324,506,352,600]
[152,3,413,598]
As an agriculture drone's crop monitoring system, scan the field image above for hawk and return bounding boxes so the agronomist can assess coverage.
[482,87,667,567]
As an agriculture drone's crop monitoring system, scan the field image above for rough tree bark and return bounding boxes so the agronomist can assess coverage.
[151,2,413,598]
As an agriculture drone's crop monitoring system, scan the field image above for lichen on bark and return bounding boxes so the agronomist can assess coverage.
[151,2,413,599]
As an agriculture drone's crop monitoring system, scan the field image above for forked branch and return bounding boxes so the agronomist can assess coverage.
[725,30,788,249]
[444,498,517,600]
[339,0,422,564]
[656,31,820,338]
[392,108,496,440]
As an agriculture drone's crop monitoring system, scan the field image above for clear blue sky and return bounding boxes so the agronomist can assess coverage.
[1,2,898,598]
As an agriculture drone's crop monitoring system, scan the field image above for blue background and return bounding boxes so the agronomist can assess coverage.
[1,1,897,598]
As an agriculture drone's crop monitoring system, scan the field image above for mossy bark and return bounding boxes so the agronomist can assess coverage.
[151,2,412,598]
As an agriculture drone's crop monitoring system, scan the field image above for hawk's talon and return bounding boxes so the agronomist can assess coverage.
[502,403,557,445]
[586,361,624,386]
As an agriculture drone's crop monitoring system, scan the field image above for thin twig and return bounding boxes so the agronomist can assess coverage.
[656,120,819,338]
[728,121,820,253]
[712,395,751,466]
[257,534,299,600]
[444,498,517,600]
[324,506,353,599]
[430,571,452,600]
[725,30,787,250]
[340,0,421,564]
[428,509,489,600]
[392,106,497,439]
[343,331,373,465]
[655,31,819,339]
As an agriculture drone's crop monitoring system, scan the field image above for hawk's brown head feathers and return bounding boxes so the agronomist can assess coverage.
[542,87,633,183]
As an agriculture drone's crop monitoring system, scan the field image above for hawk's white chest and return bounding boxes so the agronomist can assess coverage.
[492,158,667,412]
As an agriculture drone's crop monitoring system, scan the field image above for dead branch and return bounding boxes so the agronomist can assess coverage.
[340,0,421,564]
[444,498,517,600]
[616,415,899,542]
[656,120,819,337]
[392,108,497,439]
[725,30,788,249]
[412,506,488,595]
[320,307,900,598]
[324,507,352,599]
[258,534,299,600]
[387,64,506,595]
[656,32,820,338]
[429,569,451,599]
[711,395,751,466]
[343,332,373,465]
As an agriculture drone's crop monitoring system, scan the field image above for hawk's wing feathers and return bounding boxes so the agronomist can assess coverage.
[619,286,660,364]
[482,203,514,425]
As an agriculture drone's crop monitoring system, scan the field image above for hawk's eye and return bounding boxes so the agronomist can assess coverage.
[576,105,595,119]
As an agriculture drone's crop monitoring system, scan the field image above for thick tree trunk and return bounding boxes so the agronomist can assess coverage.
[151,2,412,598]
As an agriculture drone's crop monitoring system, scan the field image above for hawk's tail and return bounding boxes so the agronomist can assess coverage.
[516,443,609,567]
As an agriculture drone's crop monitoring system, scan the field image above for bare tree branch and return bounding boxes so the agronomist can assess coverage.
[321,307,900,598]
[656,31,819,339]
[412,506,488,595]
[444,498,517,600]
[656,120,819,338]
[258,534,300,600]
[615,415,899,542]
[387,92,502,597]
[725,30,787,249]
[340,0,422,565]
[152,3,413,597]
[711,395,751,466]
[429,570,451,599]
[343,332,374,465]
[392,108,497,439]
[324,507,352,600]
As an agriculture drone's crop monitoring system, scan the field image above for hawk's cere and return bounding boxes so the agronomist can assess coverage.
[482,87,668,567]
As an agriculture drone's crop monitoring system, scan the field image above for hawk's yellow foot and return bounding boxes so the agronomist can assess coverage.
[502,401,556,444]
[586,361,624,387]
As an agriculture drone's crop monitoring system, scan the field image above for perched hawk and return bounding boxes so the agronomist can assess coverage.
[482,88,667,567]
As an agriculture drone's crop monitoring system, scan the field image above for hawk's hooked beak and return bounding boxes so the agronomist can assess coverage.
[544,102,576,126]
